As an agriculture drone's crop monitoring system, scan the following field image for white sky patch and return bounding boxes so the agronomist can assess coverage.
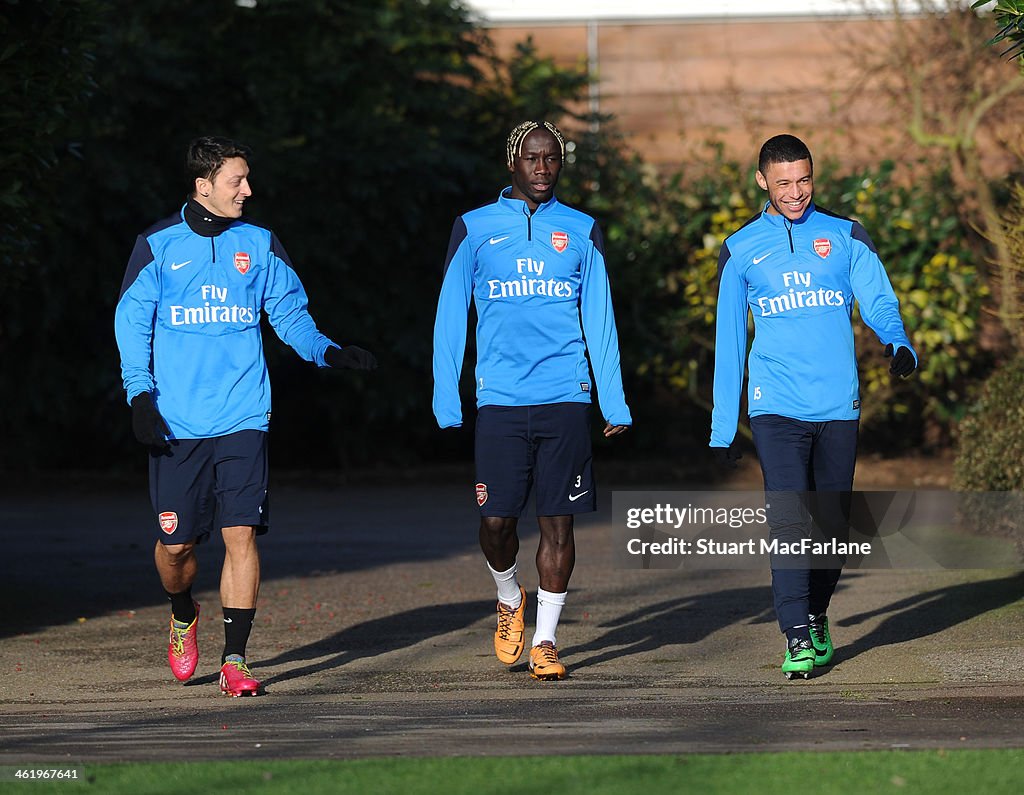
[460,0,934,23]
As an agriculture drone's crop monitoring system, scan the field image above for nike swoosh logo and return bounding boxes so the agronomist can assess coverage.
[489,236,510,245]
[223,618,233,624]
[752,253,773,265]
[568,491,589,502]
[170,260,192,271]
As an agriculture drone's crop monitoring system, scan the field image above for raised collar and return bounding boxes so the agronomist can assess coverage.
[760,201,817,227]
[182,199,238,238]
[497,188,559,216]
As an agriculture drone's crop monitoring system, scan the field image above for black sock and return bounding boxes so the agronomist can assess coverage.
[166,589,195,624]
[222,607,256,662]
[785,626,811,645]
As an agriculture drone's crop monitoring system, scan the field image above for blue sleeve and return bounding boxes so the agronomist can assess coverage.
[579,222,631,426]
[849,223,917,364]
[432,218,473,429]
[263,233,336,366]
[710,242,748,447]
[114,235,158,403]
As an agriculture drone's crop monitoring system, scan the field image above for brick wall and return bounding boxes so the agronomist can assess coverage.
[487,16,1021,174]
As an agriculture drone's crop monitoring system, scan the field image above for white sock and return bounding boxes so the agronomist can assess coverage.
[532,588,567,647]
[487,561,522,608]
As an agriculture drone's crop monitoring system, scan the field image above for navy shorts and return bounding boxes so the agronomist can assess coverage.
[149,430,269,545]
[474,403,595,517]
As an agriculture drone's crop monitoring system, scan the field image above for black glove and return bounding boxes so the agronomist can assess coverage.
[325,345,377,370]
[713,444,742,470]
[884,343,917,377]
[130,392,170,450]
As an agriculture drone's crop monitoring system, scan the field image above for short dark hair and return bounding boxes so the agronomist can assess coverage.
[758,134,812,174]
[185,136,251,195]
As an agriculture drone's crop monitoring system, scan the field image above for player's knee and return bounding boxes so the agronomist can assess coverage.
[480,516,517,540]
[222,525,257,545]
[159,541,195,562]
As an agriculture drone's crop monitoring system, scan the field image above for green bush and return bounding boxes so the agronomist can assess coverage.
[953,356,1024,555]
[604,150,991,451]
[0,1,594,471]
[831,162,990,449]
[0,2,1002,471]
[954,356,1024,490]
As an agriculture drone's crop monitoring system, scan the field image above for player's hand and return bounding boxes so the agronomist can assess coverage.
[884,343,916,377]
[712,444,742,469]
[604,423,629,438]
[326,345,378,370]
[130,392,170,451]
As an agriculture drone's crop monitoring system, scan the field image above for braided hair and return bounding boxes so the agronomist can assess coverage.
[505,121,566,169]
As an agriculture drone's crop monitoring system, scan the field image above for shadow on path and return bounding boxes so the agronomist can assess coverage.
[835,570,1024,664]
[246,599,494,688]
[565,584,775,671]
[0,484,482,639]
[243,583,782,686]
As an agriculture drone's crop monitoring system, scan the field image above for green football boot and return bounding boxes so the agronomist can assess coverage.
[782,637,816,680]
[809,613,834,667]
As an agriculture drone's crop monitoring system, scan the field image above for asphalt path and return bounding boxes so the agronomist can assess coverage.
[1,473,1023,762]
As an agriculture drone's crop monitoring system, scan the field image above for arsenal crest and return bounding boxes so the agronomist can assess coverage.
[475,482,488,507]
[158,511,178,535]
[234,251,251,274]
[551,231,569,252]
[813,238,832,259]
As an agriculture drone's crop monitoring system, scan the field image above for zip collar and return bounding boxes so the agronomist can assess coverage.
[498,188,559,216]
[759,201,816,227]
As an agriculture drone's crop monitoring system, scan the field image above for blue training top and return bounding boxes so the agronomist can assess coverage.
[115,206,337,439]
[710,202,917,448]
[432,190,631,429]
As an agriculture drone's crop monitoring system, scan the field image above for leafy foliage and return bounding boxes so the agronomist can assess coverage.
[0,0,598,469]
[829,163,990,447]
[579,150,990,451]
[0,0,97,268]
[973,0,1024,60]
[953,353,1024,554]
[0,0,1003,471]
[955,355,1024,489]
